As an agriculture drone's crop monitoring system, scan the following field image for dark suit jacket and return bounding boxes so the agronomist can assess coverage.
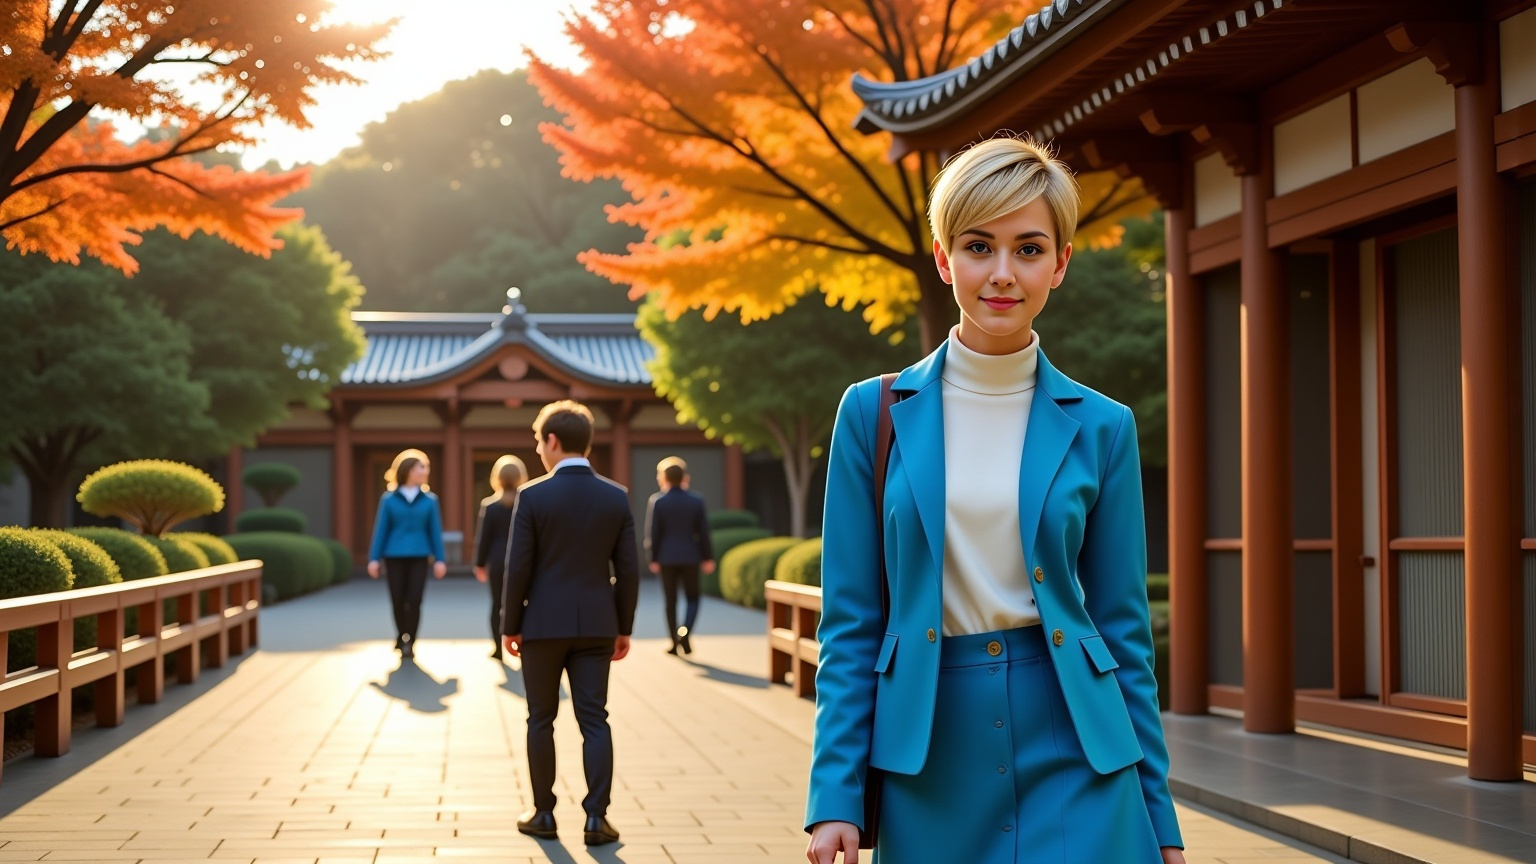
[501,465,639,639]
[473,496,515,577]
[645,487,713,566]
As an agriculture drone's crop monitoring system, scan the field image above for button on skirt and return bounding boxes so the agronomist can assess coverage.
[874,625,1160,864]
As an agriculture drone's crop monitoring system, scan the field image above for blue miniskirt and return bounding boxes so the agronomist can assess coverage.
[875,624,1160,863]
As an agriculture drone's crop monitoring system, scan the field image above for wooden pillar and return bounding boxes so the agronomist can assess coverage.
[226,445,244,529]
[1240,159,1294,733]
[611,401,633,488]
[1166,203,1209,715]
[725,444,746,510]
[332,403,354,559]
[442,400,464,544]
[34,618,71,756]
[1455,48,1522,781]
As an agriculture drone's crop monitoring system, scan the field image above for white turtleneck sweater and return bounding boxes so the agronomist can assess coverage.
[940,327,1040,636]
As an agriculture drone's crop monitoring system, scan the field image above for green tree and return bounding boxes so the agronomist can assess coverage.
[1043,214,1168,466]
[640,296,917,537]
[290,69,641,314]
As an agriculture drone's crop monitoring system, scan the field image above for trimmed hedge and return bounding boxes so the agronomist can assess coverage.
[1146,573,1169,602]
[145,535,211,573]
[35,530,122,650]
[242,462,301,507]
[235,506,307,534]
[1,528,74,673]
[773,537,822,587]
[321,538,353,584]
[704,526,772,596]
[169,532,239,566]
[77,459,224,537]
[65,527,168,581]
[707,509,760,531]
[226,532,332,601]
[719,536,800,610]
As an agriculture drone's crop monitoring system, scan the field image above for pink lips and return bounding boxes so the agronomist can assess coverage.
[982,297,1021,310]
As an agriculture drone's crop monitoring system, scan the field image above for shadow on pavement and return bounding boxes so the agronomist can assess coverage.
[369,658,459,713]
[529,837,632,863]
[679,656,769,689]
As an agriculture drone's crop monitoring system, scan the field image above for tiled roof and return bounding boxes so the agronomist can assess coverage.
[851,0,1116,135]
[340,311,655,388]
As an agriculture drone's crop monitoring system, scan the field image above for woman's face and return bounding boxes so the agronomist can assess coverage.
[934,196,1072,355]
[409,461,430,485]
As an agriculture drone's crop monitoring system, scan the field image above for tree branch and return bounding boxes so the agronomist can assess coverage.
[0,195,72,232]
[44,0,104,60]
[767,233,870,256]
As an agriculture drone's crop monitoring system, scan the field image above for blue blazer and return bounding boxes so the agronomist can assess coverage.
[367,489,446,563]
[805,340,1181,849]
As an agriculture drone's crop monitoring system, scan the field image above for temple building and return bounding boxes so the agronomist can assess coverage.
[853,0,1536,778]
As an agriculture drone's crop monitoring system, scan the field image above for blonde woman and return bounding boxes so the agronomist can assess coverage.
[806,138,1184,863]
[366,449,446,660]
[473,454,529,660]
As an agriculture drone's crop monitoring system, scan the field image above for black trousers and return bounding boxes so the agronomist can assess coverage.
[487,566,505,648]
[659,564,701,637]
[384,556,430,644]
[520,637,615,816]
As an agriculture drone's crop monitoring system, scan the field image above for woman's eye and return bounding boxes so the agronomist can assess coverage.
[1018,244,1043,256]
[966,241,990,254]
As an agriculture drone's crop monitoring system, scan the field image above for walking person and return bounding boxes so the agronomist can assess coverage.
[501,401,639,847]
[472,454,528,661]
[644,456,714,655]
[806,138,1185,864]
[366,449,447,661]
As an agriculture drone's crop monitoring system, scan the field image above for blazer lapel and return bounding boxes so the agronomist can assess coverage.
[889,342,948,578]
[1018,349,1083,562]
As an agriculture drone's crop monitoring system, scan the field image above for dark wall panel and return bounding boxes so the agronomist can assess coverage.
[1291,254,1333,540]
[1293,550,1334,690]
[1205,265,1242,539]
[1208,550,1243,686]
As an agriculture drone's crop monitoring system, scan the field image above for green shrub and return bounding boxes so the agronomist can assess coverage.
[34,530,123,650]
[1,528,75,673]
[169,532,238,566]
[1146,573,1169,602]
[707,509,760,531]
[66,527,168,581]
[322,538,353,584]
[704,526,772,596]
[145,535,211,573]
[719,536,800,609]
[773,537,822,587]
[226,532,333,601]
[242,462,302,506]
[235,506,307,534]
[77,459,225,537]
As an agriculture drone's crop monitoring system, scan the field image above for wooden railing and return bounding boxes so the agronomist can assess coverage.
[0,560,262,780]
[765,579,821,699]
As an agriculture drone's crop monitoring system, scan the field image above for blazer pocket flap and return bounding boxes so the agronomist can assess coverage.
[873,632,898,674]
[1080,635,1119,674]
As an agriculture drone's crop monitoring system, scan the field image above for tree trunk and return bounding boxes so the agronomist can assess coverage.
[11,428,95,528]
[915,266,956,353]
[765,416,815,539]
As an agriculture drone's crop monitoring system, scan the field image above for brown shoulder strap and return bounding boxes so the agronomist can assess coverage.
[873,373,898,622]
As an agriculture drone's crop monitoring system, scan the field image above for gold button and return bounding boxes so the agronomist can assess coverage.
[986,640,1002,656]
[927,628,936,642]
[1052,629,1065,647]
[1034,566,1044,584]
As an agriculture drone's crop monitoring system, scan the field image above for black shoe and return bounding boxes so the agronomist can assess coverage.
[583,814,619,846]
[401,642,414,660]
[665,640,679,656]
[678,627,693,655]
[491,647,503,660]
[517,809,558,839]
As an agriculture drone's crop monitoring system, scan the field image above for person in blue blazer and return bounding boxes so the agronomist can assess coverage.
[367,448,447,660]
[806,138,1186,864]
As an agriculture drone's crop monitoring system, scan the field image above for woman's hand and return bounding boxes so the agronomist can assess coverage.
[806,821,860,864]
[473,566,487,583]
[367,560,380,579]
[1162,847,1188,864]
[432,561,448,579]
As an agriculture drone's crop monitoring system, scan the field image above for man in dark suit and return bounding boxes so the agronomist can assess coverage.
[644,457,714,655]
[502,400,638,847]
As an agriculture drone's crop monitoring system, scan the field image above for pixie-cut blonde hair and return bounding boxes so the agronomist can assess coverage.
[928,136,1080,257]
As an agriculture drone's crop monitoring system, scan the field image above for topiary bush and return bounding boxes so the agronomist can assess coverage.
[707,509,760,531]
[321,538,353,585]
[1,528,75,673]
[66,527,168,581]
[235,506,307,534]
[704,526,772,596]
[77,459,225,537]
[145,535,211,573]
[169,532,238,566]
[773,537,822,587]
[34,530,122,650]
[226,532,333,601]
[719,536,800,610]
[242,462,302,507]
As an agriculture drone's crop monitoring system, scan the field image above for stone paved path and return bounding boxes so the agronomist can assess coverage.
[0,576,1351,863]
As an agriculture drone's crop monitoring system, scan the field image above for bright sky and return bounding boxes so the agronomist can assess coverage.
[237,0,595,170]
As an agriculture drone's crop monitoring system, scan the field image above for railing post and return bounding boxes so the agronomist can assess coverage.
[794,604,817,699]
[138,596,165,705]
[96,606,125,727]
[768,593,789,686]
[176,590,199,685]
[206,582,229,670]
[227,577,248,655]
[34,615,72,757]
[247,573,261,649]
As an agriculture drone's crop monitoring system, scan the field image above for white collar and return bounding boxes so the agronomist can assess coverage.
[554,457,592,471]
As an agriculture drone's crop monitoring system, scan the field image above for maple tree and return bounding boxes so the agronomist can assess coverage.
[532,0,1154,351]
[0,1,390,272]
